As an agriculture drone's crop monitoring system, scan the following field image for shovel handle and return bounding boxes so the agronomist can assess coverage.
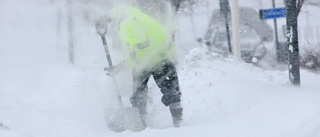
[95,20,124,107]
[100,35,113,67]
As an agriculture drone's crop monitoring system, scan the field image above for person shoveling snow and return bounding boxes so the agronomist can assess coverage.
[98,2,183,131]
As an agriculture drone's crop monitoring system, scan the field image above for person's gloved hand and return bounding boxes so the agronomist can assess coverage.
[104,66,117,76]
[104,62,125,76]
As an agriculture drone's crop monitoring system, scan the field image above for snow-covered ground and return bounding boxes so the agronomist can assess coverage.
[1,0,320,137]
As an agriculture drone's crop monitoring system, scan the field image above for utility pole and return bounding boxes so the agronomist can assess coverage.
[285,0,300,86]
[272,0,281,62]
[230,0,241,58]
[56,0,62,51]
[67,0,75,64]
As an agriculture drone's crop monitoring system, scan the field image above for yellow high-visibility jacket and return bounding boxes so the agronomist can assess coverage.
[115,6,176,70]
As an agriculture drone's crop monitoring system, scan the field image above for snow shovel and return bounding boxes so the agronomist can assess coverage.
[95,19,144,132]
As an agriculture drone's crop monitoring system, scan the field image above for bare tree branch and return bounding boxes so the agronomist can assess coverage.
[296,0,305,17]
[305,1,320,7]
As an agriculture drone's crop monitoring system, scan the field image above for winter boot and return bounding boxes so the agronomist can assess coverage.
[169,102,183,127]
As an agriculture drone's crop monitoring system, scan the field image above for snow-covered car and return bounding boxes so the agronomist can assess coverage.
[207,25,268,63]
[203,7,273,63]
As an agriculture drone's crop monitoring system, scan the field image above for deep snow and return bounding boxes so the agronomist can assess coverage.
[1,0,320,137]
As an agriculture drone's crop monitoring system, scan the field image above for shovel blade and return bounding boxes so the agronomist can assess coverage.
[104,107,144,132]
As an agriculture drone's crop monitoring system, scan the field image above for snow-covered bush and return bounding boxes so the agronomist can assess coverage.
[300,43,320,70]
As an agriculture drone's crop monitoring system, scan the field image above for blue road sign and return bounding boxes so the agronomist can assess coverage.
[259,7,286,19]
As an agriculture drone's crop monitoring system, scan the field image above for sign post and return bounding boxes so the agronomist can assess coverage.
[272,0,280,62]
[260,7,286,62]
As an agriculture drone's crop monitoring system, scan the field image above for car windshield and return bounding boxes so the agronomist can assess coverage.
[216,31,228,42]
[215,26,257,43]
[239,26,256,39]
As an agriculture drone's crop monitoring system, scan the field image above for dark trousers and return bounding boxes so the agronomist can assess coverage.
[130,61,181,112]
